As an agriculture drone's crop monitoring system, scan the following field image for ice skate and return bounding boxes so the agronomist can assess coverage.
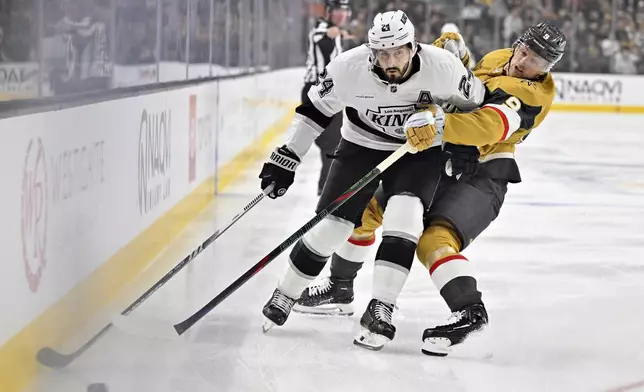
[293,277,354,316]
[262,288,296,333]
[353,299,396,351]
[421,303,488,356]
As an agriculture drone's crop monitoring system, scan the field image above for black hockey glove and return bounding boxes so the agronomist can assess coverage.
[259,145,301,199]
[443,143,480,181]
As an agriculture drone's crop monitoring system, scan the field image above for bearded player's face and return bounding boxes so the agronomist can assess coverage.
[375,45,412,83]
[508,43,551,79]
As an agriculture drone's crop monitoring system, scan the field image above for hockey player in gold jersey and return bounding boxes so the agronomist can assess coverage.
[293,22,567,355]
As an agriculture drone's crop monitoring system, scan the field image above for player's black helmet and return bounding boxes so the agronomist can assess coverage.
[514,22,566,66]
[325,0,350,11]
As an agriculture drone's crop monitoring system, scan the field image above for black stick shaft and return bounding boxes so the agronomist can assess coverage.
[122,186,271,316]
[36,186,271,368]
[173,144,411,335]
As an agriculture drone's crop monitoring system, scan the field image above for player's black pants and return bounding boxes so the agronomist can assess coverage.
[372,170,509,252]
[317,138,443,225]
[287,138,443,286]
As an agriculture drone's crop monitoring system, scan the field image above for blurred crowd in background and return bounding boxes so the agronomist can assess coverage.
[0,0,306,98]
[0,0,642,99]
[340,0,644,74]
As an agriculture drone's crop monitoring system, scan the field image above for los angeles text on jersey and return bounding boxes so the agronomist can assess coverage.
[366,104,419,136]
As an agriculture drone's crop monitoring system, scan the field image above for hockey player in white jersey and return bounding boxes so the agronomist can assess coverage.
[258,10,485,347]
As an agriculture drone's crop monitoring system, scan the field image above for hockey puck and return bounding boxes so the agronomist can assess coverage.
[87,383,109,392]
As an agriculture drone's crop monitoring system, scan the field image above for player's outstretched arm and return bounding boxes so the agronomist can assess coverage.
[433,32,470,69]
[442,82,550,147]
[259,64,344,198]
[443,52,486,112]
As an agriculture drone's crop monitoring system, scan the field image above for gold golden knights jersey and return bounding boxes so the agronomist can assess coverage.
[441,48,556,182]
[349,45,557,243]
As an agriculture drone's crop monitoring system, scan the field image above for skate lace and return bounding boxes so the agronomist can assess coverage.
[308,278,332,296]
[440,310,465,328]
[374,301,393,323]
[271,291,295,313]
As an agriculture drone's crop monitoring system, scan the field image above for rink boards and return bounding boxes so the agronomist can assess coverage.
[0,68,642,391]
[0,69,299,391]
[551,72,644,113]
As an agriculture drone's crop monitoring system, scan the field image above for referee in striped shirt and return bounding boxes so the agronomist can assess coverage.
[303,0,351,195]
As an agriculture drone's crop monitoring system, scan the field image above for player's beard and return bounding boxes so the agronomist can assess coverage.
[385,67,404,83]
[383,59,412,84]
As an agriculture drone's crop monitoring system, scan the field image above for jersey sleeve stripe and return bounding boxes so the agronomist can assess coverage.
[482,105,509,140]
[284,113,327,158]
[295,103,335,130]
[482,103,522,141]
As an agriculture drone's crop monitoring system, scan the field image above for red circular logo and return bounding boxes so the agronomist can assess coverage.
[21,138,48,292]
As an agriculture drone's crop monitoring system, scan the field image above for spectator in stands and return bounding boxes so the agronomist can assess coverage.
[162,1,184,62]
[3,0,644,101]
[612,41,639,74]
[460,0,484,31]
[49,0,111,94]
[503,7,524,47]
[194,10,211,63]
[345,8,368,49]
[576,32,610,73]
[0,26,11,62]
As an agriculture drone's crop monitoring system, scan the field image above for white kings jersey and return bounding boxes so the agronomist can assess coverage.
[283,43,486,157]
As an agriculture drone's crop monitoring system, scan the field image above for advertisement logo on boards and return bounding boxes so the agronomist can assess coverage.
[0,63,39,98]
[187,94,213,184]
[138,65,157,83]
[138,108,172,215]
[20,137,106,292]
[197,105,212,162]
[189,95,197,183]
[554,75,622,104]
[21,138,48,292]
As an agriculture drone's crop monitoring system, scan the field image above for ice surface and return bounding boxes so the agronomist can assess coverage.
[30,112,644,392]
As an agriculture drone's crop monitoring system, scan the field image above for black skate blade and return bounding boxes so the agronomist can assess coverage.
[421,347,449,357]
[422,346,493,360]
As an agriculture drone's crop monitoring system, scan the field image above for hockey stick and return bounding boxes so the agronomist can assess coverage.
[173,143,413,335]
[36,185,273,369]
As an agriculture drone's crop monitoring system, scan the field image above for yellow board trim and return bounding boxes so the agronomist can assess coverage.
[0,102,297,392]
[552,103,644,113]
